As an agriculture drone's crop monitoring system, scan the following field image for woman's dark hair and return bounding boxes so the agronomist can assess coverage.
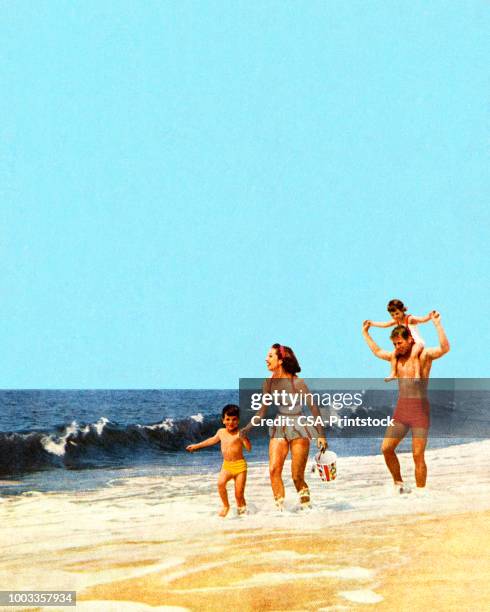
[272,343,301,375]
[387,299,406,313]
[222,404,240,418]
[390,325,411,340]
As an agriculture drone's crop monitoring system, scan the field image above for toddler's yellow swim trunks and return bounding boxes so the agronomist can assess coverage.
[222,459,247,476]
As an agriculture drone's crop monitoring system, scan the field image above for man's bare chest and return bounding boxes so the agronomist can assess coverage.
[396,357,418,377]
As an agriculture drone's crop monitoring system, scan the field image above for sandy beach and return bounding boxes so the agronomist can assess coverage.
[2,439,489,611]
[77,510,490,611]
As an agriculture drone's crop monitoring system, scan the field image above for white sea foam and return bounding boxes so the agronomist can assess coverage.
[333,567,374,580]
[146,418,175,431]
[145,414,201,430]
[94,416,109,436]
[162,418,175,430]
[40,417,110,456]
[41,421,79,456]
[151,438,490,536]
[338,589,383,603]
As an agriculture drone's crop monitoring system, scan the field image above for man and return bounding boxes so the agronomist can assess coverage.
[362,311,450,491]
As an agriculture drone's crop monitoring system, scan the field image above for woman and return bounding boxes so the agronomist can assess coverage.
[241,343,327,509]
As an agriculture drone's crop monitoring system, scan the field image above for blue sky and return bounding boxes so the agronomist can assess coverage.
[2,1,489,387]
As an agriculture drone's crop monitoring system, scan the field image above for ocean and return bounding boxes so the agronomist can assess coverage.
[0,388,485,497]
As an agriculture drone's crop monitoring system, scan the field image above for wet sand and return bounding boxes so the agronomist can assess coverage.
[72,510,489,611]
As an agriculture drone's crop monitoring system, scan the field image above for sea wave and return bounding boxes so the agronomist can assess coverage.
[0,414,219,476]
[0,397,483,477]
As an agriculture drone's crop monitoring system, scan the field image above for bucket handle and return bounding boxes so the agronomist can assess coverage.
[315,447,327,462]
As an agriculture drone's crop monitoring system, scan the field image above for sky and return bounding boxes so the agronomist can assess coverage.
[1,1,489,388]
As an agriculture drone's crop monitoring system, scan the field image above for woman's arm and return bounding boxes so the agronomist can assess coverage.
[240,404,267,436]
[186,430,221,452]
[241,436,252,452]
[240,380,270,436]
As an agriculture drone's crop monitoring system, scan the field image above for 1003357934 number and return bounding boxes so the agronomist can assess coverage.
[0,591,76,606]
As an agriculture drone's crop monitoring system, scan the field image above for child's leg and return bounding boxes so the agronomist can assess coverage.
[385,353,398,382]
[217,469,233,517]
[234,471,247,514]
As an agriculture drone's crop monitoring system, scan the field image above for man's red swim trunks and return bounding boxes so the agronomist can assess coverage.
[393,397,430,429]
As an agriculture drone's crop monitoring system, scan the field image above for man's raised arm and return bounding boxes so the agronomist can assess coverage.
[362,321,392,361]
[425,311,450,360]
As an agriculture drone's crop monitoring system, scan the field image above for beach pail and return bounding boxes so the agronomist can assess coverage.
[314,450,337,482]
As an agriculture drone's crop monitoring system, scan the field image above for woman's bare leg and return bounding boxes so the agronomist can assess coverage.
[290,438,310,493]
[269,438,289,503]
[290,438,311,506]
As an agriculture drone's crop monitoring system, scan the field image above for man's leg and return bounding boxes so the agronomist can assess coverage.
[412,432,428,488]
[381,421,409,483]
